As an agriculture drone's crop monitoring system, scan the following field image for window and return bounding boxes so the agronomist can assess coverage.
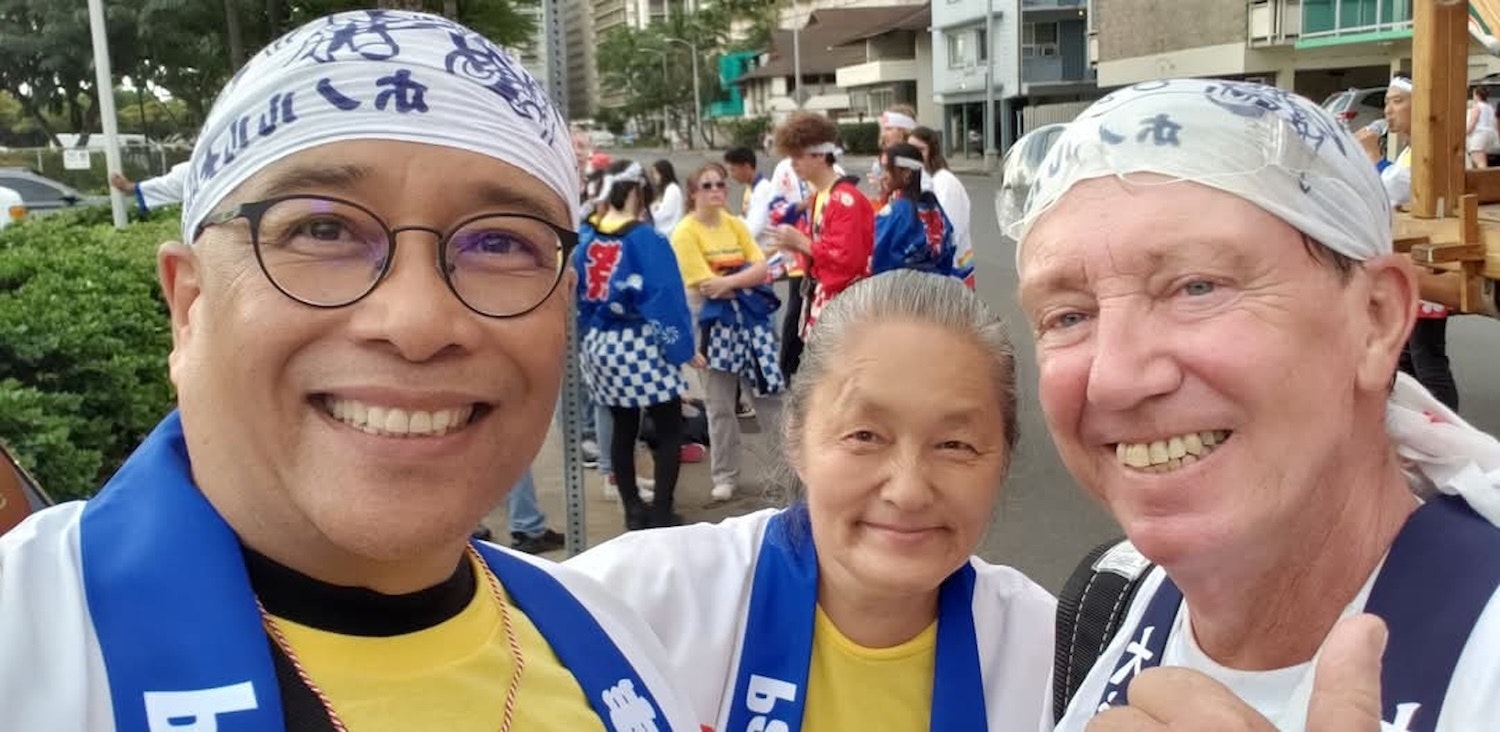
[1022,22,1059,58]
[947,28,986,68]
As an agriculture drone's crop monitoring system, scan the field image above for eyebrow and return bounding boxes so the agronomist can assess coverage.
[253,163,373,200]
[249,164,570,227]
[1020,239,1255,304]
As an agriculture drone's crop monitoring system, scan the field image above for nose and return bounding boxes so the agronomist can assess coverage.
[877,446,937,511]
[1084,299,1182,411]
[348,230,481,362]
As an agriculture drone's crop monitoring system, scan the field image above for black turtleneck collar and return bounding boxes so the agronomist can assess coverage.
[242,547,475,637]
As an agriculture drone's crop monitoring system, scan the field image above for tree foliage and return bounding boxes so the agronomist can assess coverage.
[596,0,773,140]
[0,0,538,145]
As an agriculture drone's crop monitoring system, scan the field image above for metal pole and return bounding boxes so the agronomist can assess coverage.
[87,0,127,228]
[543,0,569,117]
[982,0,998,172]
[690,46,703,148]
[793,11,803,109]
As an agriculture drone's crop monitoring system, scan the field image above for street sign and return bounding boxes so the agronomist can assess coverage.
[62,149,92,170]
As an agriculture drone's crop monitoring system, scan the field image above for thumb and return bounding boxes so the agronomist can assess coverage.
[1306,614,1388,732]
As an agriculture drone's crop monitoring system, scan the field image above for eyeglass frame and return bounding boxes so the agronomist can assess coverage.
[194,194,579,319]
[696,180,728,191]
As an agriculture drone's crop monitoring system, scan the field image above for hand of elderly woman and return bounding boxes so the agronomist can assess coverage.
[1086,615,1387,732]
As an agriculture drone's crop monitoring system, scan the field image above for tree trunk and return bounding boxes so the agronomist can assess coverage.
[17,95,62,149]
[377,0,428,9]
[443,0,459,18]
[223,0,246,70]
[266,0,282,37]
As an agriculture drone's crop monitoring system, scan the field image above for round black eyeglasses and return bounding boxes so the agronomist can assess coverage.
[195,194,578,318]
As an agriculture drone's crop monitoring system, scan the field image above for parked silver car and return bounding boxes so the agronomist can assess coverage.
[1322,87,1387,132]
[0,168,109,215]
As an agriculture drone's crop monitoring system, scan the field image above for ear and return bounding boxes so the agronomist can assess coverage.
[1354,253,1417,392]
[157,241,203,387]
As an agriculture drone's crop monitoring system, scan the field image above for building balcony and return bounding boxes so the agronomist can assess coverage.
[1023,0,1087,23]
[1247,0,1303,46]
[1298,0,1411,47]
[836,58,919,89]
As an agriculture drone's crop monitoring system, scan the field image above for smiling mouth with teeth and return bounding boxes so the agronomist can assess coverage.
[320,396,480,437]
[1115,430,1232,474]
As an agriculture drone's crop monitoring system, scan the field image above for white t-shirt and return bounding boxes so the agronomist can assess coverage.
[652,182,684,238]
[1055,564,1500,732]
[742,177,776,252]
[770,158,805,204]
[930,168,972,271]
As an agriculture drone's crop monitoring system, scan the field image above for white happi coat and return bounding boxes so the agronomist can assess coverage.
[566,508,1057,731]
[1055,566,1500,732]
[0,502,702,732]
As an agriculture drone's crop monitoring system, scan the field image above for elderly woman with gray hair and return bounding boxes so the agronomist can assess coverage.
[1004,79,1500,731]
[569,270,1056,732]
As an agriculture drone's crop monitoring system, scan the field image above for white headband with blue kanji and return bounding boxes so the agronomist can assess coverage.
[182,9,577,242]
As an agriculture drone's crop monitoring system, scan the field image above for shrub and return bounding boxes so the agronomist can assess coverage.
[0,208,179,500]
[723,116,772,150]
[837,122,881,155]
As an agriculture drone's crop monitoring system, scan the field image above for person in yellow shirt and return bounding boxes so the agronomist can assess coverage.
[671,163,785,502]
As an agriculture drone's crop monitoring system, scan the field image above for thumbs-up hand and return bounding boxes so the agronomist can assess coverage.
[1306,614,1387,731]
[1085,614,1387,732]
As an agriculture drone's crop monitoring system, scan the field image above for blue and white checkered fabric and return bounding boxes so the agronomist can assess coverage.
[582,324,688,407]
[705,320,785,396]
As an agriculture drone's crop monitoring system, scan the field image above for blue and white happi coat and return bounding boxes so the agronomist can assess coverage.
[699,283,784,397]
[573,220,696,408]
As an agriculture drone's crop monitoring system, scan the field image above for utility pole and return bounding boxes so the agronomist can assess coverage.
[667,37,702,148]
[86,0,127,229]
[982,0,998,172]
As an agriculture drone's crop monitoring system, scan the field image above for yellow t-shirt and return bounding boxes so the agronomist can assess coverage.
[669,213,765,287]
[799,606,937,731]
[271,557,606,732]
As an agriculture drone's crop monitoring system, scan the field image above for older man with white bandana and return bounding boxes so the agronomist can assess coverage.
[0,10,698,732]
[1008,79,1500,731]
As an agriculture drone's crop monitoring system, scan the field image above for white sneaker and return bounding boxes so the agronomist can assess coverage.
[711,483,735,501]
[603,474,655,502]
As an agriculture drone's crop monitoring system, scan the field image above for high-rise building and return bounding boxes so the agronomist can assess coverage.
[565,0,597,119]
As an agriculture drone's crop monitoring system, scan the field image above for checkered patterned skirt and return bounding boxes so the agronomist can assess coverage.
[704,319,785,396]
[581,324,689,408]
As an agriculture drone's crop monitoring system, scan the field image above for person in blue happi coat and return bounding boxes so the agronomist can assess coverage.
[574,159,703,531]
[872,143,958,280]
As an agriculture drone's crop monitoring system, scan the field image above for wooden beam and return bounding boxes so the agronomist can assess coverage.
[1410,0,1468,219]
[1465,168,1500,203]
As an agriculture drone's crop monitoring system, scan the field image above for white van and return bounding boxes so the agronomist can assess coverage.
[0,185,25,230]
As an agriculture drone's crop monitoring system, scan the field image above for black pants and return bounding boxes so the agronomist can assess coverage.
[780,276,805,381]
[609,399,684,512]
[1399,317,1459,411]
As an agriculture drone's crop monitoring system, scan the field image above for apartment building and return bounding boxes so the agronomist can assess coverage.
[932,0,1098,153]
[565,0,596,119]
[1089,0,1500,104]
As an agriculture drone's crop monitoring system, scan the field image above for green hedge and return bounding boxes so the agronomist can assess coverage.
[837,122,881,156]
[0,207,178,500]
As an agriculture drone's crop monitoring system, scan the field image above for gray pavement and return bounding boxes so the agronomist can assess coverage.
[487,147,1500,593]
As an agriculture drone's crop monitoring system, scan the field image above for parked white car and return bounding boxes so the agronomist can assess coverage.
[0,185,25,230]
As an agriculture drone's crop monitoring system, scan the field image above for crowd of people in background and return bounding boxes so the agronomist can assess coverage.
[553,104,978,536]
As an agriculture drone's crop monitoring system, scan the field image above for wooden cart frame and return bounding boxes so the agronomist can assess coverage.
[1395,0,1500,316]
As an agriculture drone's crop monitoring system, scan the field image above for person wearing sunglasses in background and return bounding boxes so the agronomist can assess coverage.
[671,163,785,503]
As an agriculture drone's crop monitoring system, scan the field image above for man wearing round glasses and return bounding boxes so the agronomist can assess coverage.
[0,10,699,732]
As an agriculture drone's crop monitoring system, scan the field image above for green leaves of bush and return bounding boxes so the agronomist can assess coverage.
[0,208,178,500]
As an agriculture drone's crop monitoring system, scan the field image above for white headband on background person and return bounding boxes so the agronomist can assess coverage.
[1013,77,1500,526]
[1389,75,1414,93]
[804,142,844,156]
[593,161,646,204]
[182,9,576,242]
[880,111,917,130]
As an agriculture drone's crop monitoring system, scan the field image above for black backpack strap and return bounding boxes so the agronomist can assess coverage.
[1053,537,1155,722]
